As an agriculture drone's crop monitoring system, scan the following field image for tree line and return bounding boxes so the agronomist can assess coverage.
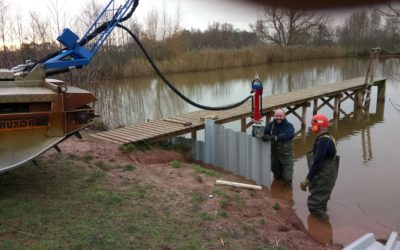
[0,0,399,80]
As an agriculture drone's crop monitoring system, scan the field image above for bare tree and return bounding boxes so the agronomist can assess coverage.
[252,7,328,46]
[46,0,68,39]
[160,0,171,40]
[373,1,400,17]
[384,16,400,35]
[337,10,382,47]
[74,0,102,35]
[29,11,50,44]
[145,7,159,40]
[371,2,400,47]
[173,1,181,34]
[14,5,24,45]
[311,20,334,46]
[249,19,266,43]
[0,0,9,52]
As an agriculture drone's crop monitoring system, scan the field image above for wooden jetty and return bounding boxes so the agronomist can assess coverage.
[92,77,386,144]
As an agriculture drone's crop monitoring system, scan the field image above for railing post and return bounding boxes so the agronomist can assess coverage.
[377,80,386,101]
[313,99,318,115]
[241,118,247,132]
[301,103,308,130]
[204,119,216,165]
[334,94,341,118]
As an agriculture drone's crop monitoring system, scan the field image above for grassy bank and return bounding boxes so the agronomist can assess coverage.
[0,155,208,249]
[0,148,295,249]
[122,46,351,77]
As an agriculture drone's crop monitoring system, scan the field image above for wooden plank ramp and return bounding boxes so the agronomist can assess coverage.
[92,77,385,144]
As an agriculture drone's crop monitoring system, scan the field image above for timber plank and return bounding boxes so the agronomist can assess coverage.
[90,134,124,144]
[99,131,145,142]
[93,133,131,144]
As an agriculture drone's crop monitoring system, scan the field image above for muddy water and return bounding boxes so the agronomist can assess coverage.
[79,58,400,246]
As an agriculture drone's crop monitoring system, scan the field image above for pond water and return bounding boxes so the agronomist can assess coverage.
[78,58,400,246]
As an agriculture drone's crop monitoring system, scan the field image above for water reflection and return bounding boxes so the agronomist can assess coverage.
[307,214,333,246]
[75,58,371,129]
[270,179,294,207]
[293,103,384,162]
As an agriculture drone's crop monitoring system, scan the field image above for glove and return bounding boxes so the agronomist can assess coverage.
[300,178,310,191]
[262,135,272,142]
[262,135,276,142]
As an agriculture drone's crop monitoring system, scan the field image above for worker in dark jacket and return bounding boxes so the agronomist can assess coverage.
[262,109,295,186]
[300,114,339,219]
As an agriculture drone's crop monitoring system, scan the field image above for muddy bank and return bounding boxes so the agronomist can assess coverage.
[42,131,341,250]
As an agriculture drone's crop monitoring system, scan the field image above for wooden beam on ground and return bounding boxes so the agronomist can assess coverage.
[215,180,262,190]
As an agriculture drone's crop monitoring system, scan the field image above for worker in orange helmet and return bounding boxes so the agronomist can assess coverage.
[300,114,339,220]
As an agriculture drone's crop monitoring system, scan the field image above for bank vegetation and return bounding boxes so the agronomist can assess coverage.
[0,0,399,81]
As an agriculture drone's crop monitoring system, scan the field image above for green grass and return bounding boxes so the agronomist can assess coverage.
[193,165,220,177]
[191,193,205,203]
[118,142,149,153]
[195,175,203,183]
[273,202,281,210]
[95,161,111,171]
[213,189,245,210]
[0,156,208,250]
[200,212,214,221]
[0,153,299,249]
[217,210,228,218]
[81,154,94,163]
[170,160,182,168]
[119,140,191,154]
[118,164,136,171]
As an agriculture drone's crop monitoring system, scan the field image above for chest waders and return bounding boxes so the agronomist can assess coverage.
[270,123,294,185]
[306,135,340,218]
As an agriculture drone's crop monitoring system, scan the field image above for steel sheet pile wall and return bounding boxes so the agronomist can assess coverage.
[193,120,271,188]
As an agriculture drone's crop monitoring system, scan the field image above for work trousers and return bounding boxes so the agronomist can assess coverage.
[306,153,339,218]
[271,140,294,185]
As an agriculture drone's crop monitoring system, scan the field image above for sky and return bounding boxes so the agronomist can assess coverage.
[6,0,262,31]
[139,0,261,30]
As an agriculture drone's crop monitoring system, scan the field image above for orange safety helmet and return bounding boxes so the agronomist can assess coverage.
[311,114,329,133]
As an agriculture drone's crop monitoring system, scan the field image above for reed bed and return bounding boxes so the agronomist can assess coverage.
[122,46,351,77]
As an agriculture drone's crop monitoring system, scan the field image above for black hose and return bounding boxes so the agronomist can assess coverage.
[38,0,139,65]
[79,0,139,46]
[117,24,252,111]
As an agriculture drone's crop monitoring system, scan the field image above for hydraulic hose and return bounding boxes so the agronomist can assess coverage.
[79,0,139,47]
[38,0,140,64]
[117,23,252,111]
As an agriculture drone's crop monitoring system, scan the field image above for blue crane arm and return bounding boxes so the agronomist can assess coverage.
[44,0,138,71]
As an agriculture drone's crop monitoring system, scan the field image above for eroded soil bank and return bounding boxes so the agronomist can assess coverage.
[0,132,342,249]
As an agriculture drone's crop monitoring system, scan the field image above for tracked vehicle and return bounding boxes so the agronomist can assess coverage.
[0,0,139,172]
[0,67,96,172]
